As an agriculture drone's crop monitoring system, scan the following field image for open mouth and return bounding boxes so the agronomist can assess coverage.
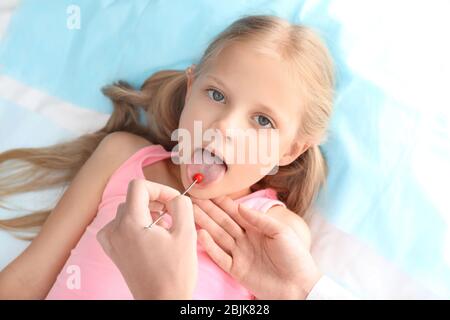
[201,147,228,171]
[186,147,228,187]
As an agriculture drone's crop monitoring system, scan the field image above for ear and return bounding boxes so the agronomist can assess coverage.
[184,64,196,104]
[278,140,311,166]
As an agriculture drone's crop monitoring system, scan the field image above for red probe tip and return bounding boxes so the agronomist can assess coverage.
[193,173,204,183]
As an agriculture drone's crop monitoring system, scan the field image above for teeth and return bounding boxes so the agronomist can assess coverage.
[202,148,227,169]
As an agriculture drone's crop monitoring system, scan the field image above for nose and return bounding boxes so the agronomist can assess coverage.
[209,112,241,143]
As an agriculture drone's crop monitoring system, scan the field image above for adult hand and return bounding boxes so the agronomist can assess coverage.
[97,179,197,300]
[192,196,321,300]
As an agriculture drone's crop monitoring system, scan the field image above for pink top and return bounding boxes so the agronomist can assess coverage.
[45,144,286,300]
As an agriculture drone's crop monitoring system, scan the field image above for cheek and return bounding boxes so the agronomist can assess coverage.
[252,132,283,166]
[178,103,201,138]
[180,96,211,129]
[178,107,188,130]
[227,163,272,187]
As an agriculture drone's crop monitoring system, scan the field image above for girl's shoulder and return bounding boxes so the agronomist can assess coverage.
[102,131,153,150]
[100,131,153,168]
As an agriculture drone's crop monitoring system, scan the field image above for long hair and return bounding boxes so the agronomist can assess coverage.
[0,15,334,239]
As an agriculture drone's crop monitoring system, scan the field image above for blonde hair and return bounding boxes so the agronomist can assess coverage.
[0,15,335,239]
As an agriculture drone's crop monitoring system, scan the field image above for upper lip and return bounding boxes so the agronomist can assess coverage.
[198,146,228,169]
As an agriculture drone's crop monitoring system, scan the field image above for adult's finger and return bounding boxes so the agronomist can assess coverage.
[199,196,246,238]
[114,202,126,224]
[193,203,235,254]
[96,219,115,256]
[165,195,194,236]
[238,204,285,237]
[197,229,232,273]
[150,211,170,229]
[97,202,128,254]
[125,179,180,226]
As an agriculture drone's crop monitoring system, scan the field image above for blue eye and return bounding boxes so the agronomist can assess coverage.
[253,115,275,129]
[207,89,225,103]
[206,88,275,129]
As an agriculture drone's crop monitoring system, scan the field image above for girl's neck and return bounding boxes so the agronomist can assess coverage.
[227,187,252,200]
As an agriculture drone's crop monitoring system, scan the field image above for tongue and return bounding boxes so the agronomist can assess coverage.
[187,148,226,185]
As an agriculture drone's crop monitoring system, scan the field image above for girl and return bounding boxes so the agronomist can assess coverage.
[0,15,334,299]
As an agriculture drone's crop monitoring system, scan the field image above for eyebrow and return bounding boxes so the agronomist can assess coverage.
[206,75,230,91]
[205,74,283,124]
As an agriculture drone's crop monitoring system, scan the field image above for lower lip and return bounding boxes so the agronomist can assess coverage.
[186,150,227,189]
[186,165,226,189]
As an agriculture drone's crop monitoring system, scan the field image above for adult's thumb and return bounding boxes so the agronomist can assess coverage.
[165,195,195,235]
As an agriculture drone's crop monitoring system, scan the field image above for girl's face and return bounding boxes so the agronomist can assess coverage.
[177,42,310,199]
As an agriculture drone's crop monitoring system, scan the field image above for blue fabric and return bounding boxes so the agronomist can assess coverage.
[1,0,449,297]
[0,98,73,150]
[0,0,302,114]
